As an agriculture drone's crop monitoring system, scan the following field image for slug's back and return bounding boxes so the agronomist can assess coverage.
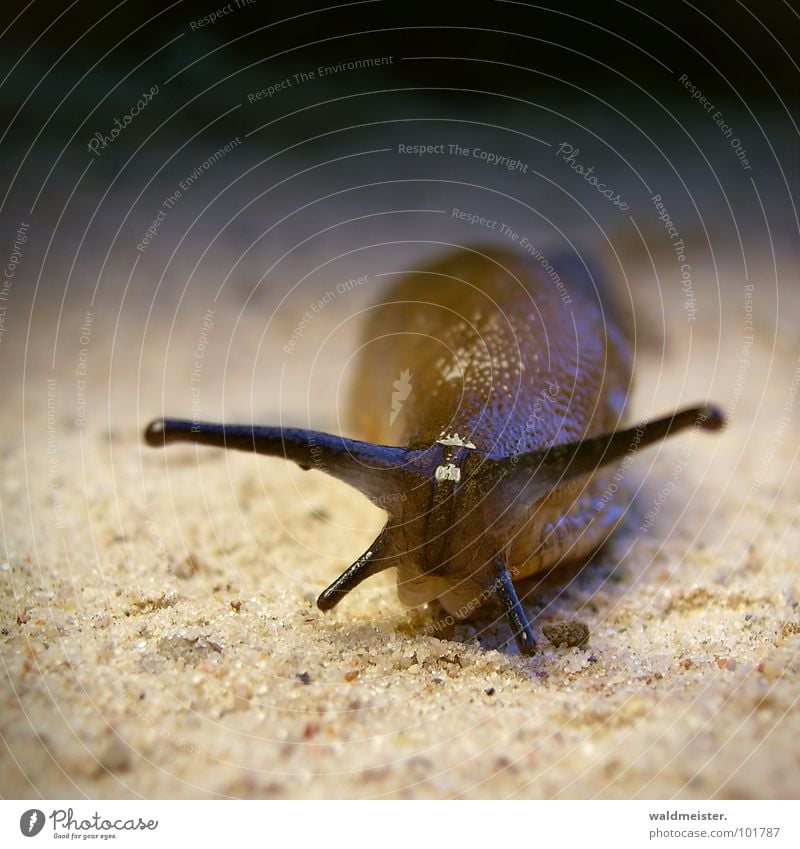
[348,246,633,456]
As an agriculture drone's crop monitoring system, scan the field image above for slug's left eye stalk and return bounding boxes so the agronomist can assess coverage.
[144,417,425,510]
[144,417,422,610]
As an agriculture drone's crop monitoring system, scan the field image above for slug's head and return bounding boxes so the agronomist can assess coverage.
[373,404,727,606]
[144,404,725,620]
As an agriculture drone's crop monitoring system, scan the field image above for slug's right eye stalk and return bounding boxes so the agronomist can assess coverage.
[480,403,725,655]
[482,403,725,508]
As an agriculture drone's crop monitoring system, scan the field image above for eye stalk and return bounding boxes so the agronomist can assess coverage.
[475,403,726,510]
[143,417,428,510]
[468,403,725,655]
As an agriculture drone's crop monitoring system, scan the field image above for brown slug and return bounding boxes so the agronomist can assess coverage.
[144,246,724,655]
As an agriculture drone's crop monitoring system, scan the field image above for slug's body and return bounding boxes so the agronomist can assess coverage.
[146,246,723,655]
[346,248,633,616]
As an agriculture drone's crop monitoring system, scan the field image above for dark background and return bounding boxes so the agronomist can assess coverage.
[1,0,797,417]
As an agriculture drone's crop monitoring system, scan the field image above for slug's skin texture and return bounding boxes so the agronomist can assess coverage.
[346,246,633,616]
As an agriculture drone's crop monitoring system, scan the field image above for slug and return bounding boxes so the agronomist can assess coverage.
[145,246,724,655]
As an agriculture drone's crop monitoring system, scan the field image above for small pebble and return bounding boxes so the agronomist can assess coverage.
[542,620,590,648]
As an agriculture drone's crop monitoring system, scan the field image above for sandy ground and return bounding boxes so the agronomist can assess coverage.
[1,236,799,800]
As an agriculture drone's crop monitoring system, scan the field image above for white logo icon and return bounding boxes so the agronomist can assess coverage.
[390,369,413,425]
[20,809,46,837]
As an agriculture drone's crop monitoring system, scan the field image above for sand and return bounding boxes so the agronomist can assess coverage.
[1,245,799,799]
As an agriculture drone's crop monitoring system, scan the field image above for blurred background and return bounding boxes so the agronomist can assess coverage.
[1,0,797,428]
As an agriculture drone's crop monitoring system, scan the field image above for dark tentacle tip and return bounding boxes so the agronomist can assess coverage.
[144,419,167,447]
[699,404,726,431]
[515,630,537,657]
[316,589,340,612]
